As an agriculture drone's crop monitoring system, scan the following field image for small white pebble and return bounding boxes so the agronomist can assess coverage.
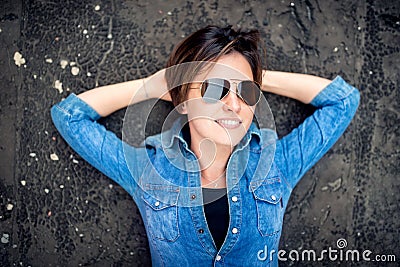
[369,70,373,75]
[86,35,89,39]
[290,2,295,6]
[33,74,37,79]
[53,80,63,94]
[59,184,64,189]
[95,5,100,11]
[140,59,144,63]
[83,29,88,34]
[13,52,26,67]
[333,47,339,52]
[45,58,53,64]
[167,11,172,15]
[67,176,70,180]
[87,72,92,77]
[79,234,84,237]
[6,204,14,211]
[50,153,59,161]
[70,61,76,66]
[1,234,9,244]
[71,66,80,76]
[109,184,113,189]
[20,180,26,186]
[321,186,329,191]
[44,188,50,194]
[60,60,68,69]
[107,34,112,39]
[29,153,36,157]
[0,28,2,33]
[357,26,361,31]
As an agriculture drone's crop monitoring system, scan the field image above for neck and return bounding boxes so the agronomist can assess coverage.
[190,137,233,188]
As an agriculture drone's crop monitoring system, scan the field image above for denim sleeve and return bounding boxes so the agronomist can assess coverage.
[275,76,360,189]
[50,93,140,198]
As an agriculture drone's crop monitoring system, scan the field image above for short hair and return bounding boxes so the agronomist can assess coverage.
[165,25,262,107]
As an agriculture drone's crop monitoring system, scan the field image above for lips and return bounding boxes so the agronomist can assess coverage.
[215,118,242,129]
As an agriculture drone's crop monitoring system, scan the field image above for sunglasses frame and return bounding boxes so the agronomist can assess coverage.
[190,78,261,106]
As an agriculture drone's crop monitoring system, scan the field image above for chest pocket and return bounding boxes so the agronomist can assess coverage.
[251,177,284,236]
[141,184,180,242]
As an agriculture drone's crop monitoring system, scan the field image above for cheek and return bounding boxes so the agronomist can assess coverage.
[186,100,221,119]
[241,105,256,123]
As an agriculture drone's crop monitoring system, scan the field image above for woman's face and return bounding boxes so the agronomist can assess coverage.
[183,52,257,148]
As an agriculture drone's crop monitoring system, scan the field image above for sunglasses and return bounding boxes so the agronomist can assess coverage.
[192,78,261,106]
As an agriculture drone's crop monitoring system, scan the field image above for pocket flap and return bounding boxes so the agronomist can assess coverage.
[250,177,282,204]
[142,184,180,210]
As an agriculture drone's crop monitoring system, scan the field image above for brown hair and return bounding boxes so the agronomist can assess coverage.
[165,25,262,107]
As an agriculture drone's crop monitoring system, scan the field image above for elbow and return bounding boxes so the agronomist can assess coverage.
[50,104,68,134]
[348,88,361,117]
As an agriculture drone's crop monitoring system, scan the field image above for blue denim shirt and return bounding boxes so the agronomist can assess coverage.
[51,76,360,266]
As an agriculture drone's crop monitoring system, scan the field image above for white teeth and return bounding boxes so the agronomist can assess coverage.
[218,120,240,125]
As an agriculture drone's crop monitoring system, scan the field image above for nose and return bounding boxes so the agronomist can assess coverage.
[222,90,241,113]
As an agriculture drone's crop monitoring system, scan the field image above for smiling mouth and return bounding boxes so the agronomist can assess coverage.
[215,119,242,129]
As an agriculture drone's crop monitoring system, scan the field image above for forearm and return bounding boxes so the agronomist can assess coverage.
[77,69,169,117]
[261,70,331,104]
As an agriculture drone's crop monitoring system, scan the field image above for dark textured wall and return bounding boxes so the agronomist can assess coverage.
[0,0,399,266]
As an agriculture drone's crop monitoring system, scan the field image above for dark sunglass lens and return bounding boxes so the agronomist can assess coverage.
[238,81,261,105]
[202,78,229,103]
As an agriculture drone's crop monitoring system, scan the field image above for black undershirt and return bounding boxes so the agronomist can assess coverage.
[202,187,229,250]
[182,124,230,249]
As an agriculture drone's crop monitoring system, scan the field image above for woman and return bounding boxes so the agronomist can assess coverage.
[51,25,360,266]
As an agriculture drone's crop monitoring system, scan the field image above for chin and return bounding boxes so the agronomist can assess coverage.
[210,128,247,148]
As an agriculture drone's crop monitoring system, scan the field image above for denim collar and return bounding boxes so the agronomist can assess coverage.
[145,116,275,153]
[144,116,277,188]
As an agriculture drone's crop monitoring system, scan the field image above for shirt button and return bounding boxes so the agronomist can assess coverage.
[198,228,204,234]
[216,255,222,261]
[232,227,238,234]
[231,196,238,202]
[271,195,277,201]
[191,194,196,200]
[154,201,160,207]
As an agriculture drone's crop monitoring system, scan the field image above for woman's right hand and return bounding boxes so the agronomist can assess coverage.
[146,69,171,102]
